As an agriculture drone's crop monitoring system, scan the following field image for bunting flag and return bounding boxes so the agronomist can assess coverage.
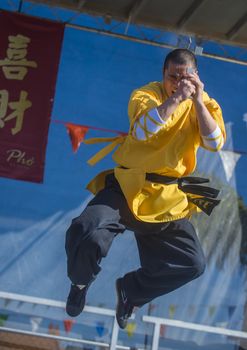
[219,150,241,182]
[228,305,236,318]
[168,304,177,319]
[126,322,136,337]
[0,10,64,183]
[0,313,8,326]
[65,123,89,152]
[96,321,105,337]
[148,303,156,314]
[208,305,216,318]
[63,319,75,333]
[30,317,42,332]
[160,324,166,337]
[48,322,60,336]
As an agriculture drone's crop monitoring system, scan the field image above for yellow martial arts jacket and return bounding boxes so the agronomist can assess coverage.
[85,81,226,223]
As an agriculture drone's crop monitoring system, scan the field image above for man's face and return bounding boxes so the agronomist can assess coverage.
[163,61,195,97]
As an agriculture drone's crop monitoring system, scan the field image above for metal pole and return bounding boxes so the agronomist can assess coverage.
[143,315,247,339]
[143,303,152,349]
[150,323,160,350]
[110,317,120,350]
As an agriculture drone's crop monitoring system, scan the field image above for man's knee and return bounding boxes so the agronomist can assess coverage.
[65,219,94,261]
[149,251,206,282]
[66,219,115,260]
[190,252,206,279]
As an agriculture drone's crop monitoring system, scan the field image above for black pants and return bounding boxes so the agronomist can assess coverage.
[65,174,206,307]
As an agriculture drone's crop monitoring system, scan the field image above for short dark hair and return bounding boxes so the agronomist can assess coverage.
[163,49,197,72]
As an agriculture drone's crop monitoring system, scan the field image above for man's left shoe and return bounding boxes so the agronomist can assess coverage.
[66,284,89,317]
[115,278,134,329]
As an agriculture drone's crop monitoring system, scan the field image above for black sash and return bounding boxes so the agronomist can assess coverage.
[146,173,221,216]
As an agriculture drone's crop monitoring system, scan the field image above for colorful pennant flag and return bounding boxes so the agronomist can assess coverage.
[96,321,105,337]
[169,304,176,319]
[148,303,156,314]
[63,319,75,333]
[66,123,89,152]
[208,305,216,318]
[228,305,236,318]
[48,323,60,336]
[0,314,8,326]
[160,324,166,337]
[30,317,42,332]
[126,322,136,337]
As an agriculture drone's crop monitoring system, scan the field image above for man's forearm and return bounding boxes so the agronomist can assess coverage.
[132,96,181,140]
[157,95,182,121]
[194,100,217,136]
[132,95,182,140]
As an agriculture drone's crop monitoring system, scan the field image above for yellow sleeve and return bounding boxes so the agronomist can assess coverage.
[128,86,161,130]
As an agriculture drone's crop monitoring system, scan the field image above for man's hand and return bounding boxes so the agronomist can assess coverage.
[187,72,204,104]
[186,73,218,136]
[173,78,196,102]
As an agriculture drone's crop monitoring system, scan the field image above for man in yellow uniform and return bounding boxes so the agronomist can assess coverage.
[65,49,226,329]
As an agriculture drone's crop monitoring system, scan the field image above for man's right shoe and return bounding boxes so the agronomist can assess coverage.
[66,284,88,317]
[115,278,134,329]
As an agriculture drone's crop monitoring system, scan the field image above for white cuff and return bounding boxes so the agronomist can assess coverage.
[202,125,223,150]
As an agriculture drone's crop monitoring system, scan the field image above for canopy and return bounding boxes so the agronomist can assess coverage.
[29,0,247,48]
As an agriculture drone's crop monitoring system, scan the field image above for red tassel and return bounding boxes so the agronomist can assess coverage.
[65,123,89,152]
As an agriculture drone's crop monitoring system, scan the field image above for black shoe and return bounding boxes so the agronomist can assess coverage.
[115,278,134,329]
[66,284,88,317]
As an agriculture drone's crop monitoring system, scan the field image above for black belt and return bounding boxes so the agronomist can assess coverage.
[146,173,221,216]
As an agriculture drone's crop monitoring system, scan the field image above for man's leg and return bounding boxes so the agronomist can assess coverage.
[65,194,124,285]
[121,218,206,307]
[65,175,129,316]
